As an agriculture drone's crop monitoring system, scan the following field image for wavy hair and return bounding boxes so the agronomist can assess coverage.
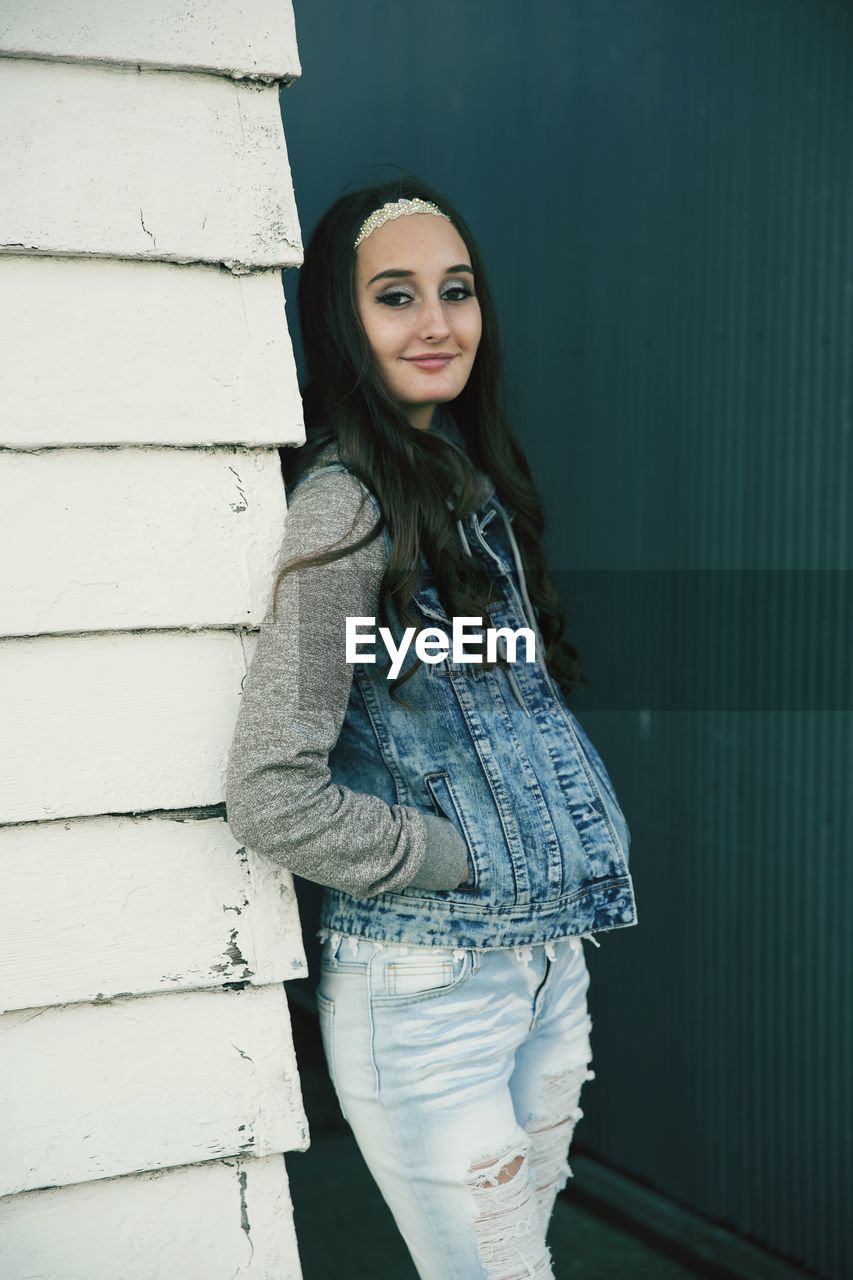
[273,172,586,709]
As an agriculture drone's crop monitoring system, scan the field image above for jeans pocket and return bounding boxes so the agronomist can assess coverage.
[316,990,349,1121]
[373,947,471,1004]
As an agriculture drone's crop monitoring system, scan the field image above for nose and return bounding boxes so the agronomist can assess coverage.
[419,292,451,342]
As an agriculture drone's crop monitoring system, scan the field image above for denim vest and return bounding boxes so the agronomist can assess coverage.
[298,456,638,950]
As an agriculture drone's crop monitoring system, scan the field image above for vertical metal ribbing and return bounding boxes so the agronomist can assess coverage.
[563,5,852,1277]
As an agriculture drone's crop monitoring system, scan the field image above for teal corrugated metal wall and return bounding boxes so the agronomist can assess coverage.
[283,2,852,1274]
[551,6,852,1276]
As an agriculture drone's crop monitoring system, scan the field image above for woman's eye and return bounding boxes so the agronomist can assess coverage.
[377,285,474,307]
[378,290,414,307]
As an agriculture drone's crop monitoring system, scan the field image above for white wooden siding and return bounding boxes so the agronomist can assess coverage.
[1,983,309,1196]
[0,0,301,82]
[0,256,304,448]
[0,630,248,823]
[0,1156,303,1280]
[0,3,309,1271]
[0,815,307,1015]
[1,446,286,635]
[0,58,302,270]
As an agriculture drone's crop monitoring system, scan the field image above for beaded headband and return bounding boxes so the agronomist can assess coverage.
[354,196,452,250]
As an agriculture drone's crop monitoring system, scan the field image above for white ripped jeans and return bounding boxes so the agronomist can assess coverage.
[316,931,597,1279]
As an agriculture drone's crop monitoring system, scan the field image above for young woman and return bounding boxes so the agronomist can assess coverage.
[225,176,638,1279]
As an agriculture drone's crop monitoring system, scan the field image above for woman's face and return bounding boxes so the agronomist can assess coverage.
[354,212,482,431]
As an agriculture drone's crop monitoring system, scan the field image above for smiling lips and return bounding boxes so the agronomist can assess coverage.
[405,354,456,370]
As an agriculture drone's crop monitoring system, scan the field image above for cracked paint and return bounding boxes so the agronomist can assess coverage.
[237,1167,254,1263]
[139,208,157,249]
[227,464,248,512]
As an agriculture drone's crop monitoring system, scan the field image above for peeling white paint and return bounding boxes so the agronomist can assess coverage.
[1,984,309,1196]
[0,59,302,268]
[0,813,307,1014]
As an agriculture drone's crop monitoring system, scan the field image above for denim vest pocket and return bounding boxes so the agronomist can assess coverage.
[424,771,480,893]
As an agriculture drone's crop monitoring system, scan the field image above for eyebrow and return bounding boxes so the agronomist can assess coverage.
[366,264,474,286]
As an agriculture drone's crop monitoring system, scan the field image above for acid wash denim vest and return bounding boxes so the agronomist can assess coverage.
[302,458,638,951]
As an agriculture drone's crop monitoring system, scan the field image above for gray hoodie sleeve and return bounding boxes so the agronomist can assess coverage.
[224,466,471,898]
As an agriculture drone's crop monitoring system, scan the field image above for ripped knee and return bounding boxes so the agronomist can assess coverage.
[464,1137,554,1278]
[468,1150,525,1187]
[524,1060,596,1203]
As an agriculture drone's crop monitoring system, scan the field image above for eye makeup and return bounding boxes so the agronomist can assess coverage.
[376,282,475,307]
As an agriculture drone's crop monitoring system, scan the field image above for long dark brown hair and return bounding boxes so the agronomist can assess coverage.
[274,173,586,708]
